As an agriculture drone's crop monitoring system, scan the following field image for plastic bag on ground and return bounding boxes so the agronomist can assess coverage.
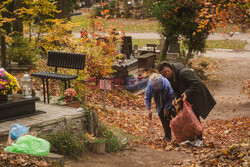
[10,123,29,140]
[4,135,50,156]
[170,100,203,143]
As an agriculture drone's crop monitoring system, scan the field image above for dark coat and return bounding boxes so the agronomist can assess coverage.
[169,63,216,120]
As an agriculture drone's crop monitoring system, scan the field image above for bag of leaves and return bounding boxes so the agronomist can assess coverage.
[170,100,203,143]
[4,135,50,156]
[10,123,29,140]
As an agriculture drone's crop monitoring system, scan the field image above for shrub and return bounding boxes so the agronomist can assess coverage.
[7,35,39,65]
[42,130,84,159]
[97,123,113,139]
[96,123,127,152]
[93,0,116,18]
[188,60,209,81]
[105,136,120,152]
[63,88,78,103]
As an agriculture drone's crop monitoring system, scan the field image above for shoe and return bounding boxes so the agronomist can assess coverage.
[187,139,203,147]
[180,140,190,145]
[163,137,171,142]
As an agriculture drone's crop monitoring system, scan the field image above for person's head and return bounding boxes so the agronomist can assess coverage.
[149,73,163,90]
[158,61,174,79]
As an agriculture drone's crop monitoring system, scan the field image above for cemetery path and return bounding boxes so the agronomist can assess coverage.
[204,51,250,120]
[65,51,250,166]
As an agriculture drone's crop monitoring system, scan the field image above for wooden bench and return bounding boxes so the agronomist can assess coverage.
[146,44,157,53]
[31,51,86,103]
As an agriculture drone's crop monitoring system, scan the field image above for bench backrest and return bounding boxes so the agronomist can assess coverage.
[146,44,157,52]
[47,51,85,70]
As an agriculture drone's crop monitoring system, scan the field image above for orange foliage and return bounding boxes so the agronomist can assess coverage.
[197,0,249,33]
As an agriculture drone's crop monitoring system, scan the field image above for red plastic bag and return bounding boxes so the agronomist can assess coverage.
[170,100,203,143]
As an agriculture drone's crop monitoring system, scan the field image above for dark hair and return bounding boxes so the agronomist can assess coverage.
[157,61,173,72]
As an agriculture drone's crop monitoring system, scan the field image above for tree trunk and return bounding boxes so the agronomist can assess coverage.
[159,39,169,61]
[123,0,130,18]
[12,0,23,35]
[186,48,193,60]
[0,32,7,68]
[56,0,72,20]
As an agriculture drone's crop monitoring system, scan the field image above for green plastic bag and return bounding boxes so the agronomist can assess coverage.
[4,135,50,156]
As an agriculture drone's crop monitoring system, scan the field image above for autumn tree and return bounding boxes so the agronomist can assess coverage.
[0,0,15,67]
[177,1,212,60]
[0,0,74,65]
[80,14,124,79]
[15,0,60,44]
[151,0,207,61]
[198,0,249,33]
[151,0,249,61]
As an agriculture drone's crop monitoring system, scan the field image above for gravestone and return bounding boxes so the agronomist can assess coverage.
[121,36,133,59]
[137,53,156,70]
[159,38,180,62]
[159,38,165,51]
[0,97,40,122]
[167,43,180,62]
[168,43,180,54]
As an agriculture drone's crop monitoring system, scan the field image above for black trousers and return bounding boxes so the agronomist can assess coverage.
[190,109,203,141]
[158,108,176,139]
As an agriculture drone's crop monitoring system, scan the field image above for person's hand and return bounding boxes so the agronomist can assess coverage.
[181,93,187,101]
[164,109,169,117]
[172,97,177,106]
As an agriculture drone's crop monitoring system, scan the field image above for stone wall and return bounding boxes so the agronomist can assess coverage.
[0,103,98,144]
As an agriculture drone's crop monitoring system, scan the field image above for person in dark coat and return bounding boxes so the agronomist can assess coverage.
[158,62,216,146]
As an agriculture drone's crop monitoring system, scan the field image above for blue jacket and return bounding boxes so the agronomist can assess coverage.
[145,76,174,114]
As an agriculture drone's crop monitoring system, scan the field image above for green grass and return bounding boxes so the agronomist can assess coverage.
[71,14,159,32]
[206,40,248,50]
[71,15,91,31]
[74,36,247,50]
[132,39,160,48]
[71,14,250,34]
[71,14,248,50]
[131,39,247,50]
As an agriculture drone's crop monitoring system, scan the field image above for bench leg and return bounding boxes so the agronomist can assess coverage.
[46,78,49,104]
[68,80,71,88]
[42,78,46,103]
[64,81,67,90]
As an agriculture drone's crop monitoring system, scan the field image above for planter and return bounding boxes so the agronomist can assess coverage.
[63,101,81,108]
[0,95,8,102]
[87,139,106,154]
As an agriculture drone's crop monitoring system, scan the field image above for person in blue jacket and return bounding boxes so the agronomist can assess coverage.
[145,73,175,141]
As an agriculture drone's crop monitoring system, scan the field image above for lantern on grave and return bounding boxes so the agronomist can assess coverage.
[22,73,32,98]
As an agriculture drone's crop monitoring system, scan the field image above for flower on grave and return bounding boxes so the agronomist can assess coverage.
[115,54,125,60]
[63,88,77,103]
[86,133,96,141]
[0,70,19,96]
